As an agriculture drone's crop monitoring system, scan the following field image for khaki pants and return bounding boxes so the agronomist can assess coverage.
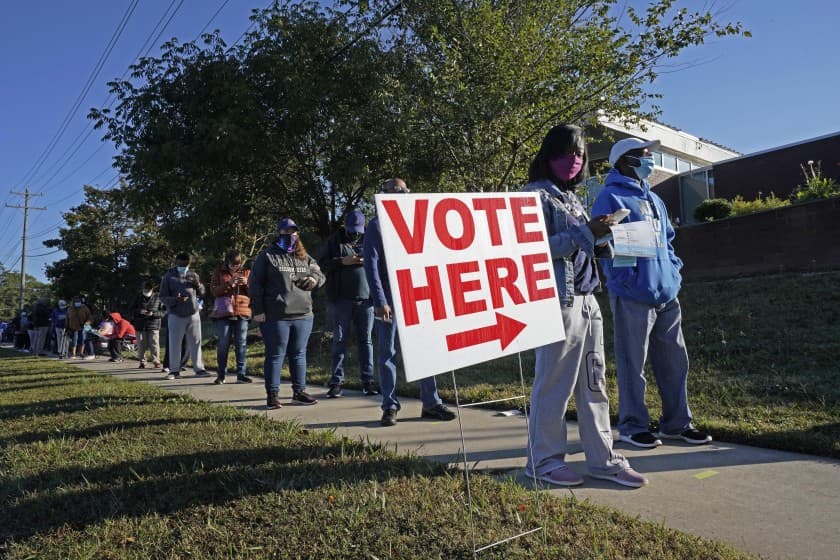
[137,329,160,364]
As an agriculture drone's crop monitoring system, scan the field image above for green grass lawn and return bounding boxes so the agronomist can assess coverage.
[197,271,839,458]
[0,352,754,559]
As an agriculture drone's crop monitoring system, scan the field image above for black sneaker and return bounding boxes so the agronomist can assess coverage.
[326,383,343,398]
[421,404,456,421]
[292,391,318,405]
[380,408,398,426]
[266,391,281,409]
[657,428,712,445]
[362,382,381,396]
[214,377,226,385]
[236,375,253,384]
[194,370,211,378]
[619,432,662,448]
[138,362,146,369]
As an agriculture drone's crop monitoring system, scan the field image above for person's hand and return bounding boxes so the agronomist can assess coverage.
[253,313,266,323]
[587,215,612,239]
[300,276,317,290]
[177,293,189,302]
[341,254,363,266]
[375,304,392,322]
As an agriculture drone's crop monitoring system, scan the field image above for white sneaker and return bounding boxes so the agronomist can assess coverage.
[590,467,649,488]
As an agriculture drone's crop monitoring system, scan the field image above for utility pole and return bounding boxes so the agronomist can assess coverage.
[6,187,46,313]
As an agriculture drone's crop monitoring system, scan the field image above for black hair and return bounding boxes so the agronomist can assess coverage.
[528,124,588,188]
[175,253,191,263]
[142,280,154,290]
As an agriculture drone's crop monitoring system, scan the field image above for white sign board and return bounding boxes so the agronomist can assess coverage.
[376,192,565,382]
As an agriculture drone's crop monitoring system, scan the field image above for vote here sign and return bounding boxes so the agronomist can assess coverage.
[376,192,565,382]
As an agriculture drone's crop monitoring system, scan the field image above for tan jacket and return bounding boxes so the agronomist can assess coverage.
[66,304,93,331]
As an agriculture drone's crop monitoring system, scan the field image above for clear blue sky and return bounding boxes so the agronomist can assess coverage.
[1,0,838,283]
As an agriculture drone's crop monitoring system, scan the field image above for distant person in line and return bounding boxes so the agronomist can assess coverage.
[159,253,210,379]
[210,250,253,385]
[160,326,189,374]
[592,137,712,448]
[66,295,93,359]
[100,311,136,363]
[130,280,165,369]
[363,178,457,427]
[249,218,325,409]
[30,298,52,356]
[522,124,647,488]
[50,299,69,358]
[317,210,379,399]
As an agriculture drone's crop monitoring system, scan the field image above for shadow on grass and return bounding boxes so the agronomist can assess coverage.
[0,395,188,420]
[0,378,108,394]
[0,445,444,541]
[0,417,211,447]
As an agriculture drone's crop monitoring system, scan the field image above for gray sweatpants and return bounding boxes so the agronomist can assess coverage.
[167,314,204,373]
[527,294,628,477]
[610,295,692,436]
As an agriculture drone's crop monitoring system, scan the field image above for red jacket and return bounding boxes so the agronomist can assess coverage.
[107,312,136,339]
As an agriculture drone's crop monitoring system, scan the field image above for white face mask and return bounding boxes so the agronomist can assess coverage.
[143,291,153,297]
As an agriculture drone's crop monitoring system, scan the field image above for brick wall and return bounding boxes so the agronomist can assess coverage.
[672,197,840,281]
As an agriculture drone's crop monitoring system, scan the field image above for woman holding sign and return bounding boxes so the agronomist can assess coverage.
[522,124,648,488]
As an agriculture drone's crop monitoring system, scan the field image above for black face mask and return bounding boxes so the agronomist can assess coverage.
[347,232,363,243]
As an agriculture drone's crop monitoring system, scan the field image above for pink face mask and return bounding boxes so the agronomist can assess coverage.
[549,154,584,182]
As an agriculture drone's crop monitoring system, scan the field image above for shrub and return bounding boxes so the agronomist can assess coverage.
[693,198,733,222]
[792,160,840,202]
[731,193,790,216]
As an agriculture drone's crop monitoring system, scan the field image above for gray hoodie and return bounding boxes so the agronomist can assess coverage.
[248,245,325,319]
[159,268,205,317]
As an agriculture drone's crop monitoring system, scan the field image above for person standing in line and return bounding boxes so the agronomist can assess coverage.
[30,298,52,356]
[210,250,253,385]
[130,280,165,369]
[317,210,379,398]
[592,137,712,448]
[521,124,647,488]
[249,218,325,408]
[363,178,456,427]
[50,300,69,358]
[66,296,93,359]
[159,253,210,379]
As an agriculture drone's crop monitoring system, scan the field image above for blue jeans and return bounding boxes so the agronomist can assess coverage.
[259,316,314,394]
[329,299,374,385]
[376,314,442,411]
[610,295,693,436]
[215,318,249,378]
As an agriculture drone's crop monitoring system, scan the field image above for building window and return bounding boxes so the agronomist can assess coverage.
[653,151,663,167]
[661,153,677,171]
[677,158,691,173]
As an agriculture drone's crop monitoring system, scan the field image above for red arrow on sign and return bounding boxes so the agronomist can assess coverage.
[445,312,528,352]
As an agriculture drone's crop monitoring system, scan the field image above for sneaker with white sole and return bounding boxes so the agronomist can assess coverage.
[527,466,584,487]
[619,432,662,448]
[291,391,318,405]
[165,373,180,380]
[590,467,649,488]
[656,428,712,445]
[214,377,226,385]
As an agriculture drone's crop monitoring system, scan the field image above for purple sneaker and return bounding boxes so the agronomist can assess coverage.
[530,466,584,487]
[590,467,649,488]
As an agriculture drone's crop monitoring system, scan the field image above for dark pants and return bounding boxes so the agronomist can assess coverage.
[329,298,374,385]
[108,339,123,360]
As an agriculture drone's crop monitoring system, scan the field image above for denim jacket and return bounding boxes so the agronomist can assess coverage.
[521,179,612,306]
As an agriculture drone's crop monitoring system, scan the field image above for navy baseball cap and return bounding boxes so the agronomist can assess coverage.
[344,211,365,234]
[277,217,298,232]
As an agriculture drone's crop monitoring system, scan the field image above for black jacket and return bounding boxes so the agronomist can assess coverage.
[130,292,166,331]
[317,228,369,303]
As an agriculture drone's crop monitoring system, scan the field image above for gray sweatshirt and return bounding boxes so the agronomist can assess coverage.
[248,246,326,319]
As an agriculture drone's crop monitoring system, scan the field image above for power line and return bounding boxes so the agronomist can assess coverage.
[18,0,141,188]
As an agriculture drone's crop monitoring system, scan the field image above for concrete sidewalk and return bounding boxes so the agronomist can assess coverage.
[73,358,838,560]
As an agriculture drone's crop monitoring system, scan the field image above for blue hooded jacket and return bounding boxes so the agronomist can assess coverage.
[591,168,684,305]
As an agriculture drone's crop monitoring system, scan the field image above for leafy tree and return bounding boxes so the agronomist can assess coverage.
[92,3,410,246]
[353,0,749,192]
[43,185,171,312]
[0,266,52,318]
[90,0,747,251]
